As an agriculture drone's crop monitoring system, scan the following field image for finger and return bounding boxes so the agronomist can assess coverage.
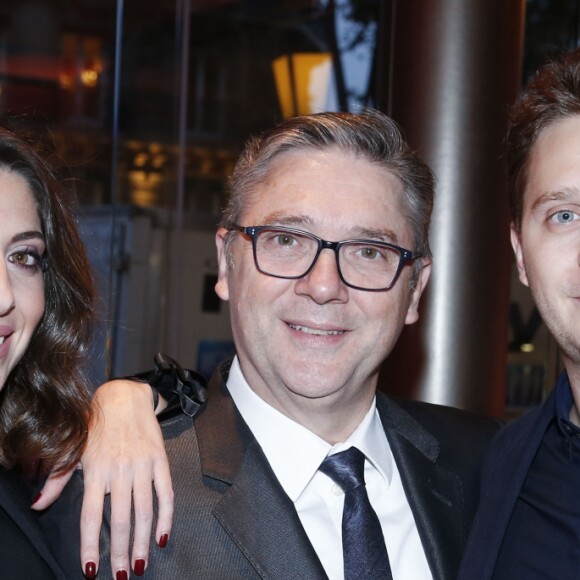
[130,464,154,573]
[109,466,133,579]
[80,477,106,579]
[153,458,174,548]
[31,463,77,510]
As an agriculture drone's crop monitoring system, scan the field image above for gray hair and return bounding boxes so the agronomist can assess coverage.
[221,109,435,278]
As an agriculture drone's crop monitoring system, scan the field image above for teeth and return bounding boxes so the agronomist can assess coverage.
[289,324,344,336]
[0,337,4,345]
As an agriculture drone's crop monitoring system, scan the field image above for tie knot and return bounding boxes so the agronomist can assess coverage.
[319,447,366,492]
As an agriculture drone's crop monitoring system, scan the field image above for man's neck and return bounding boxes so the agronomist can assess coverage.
[230,357,377,444]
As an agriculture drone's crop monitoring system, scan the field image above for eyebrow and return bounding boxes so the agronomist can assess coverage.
[530,186,580,213]
[11,230,45,244]
[260,213,401,243]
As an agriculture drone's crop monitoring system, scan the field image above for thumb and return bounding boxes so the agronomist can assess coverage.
[31,463,79,510]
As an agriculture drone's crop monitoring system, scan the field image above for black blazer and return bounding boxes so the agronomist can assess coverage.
[457,389,555,580]
[0,468,67,578]
[43,361,499,579]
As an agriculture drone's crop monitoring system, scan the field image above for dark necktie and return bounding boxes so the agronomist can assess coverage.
[319,447,393,580]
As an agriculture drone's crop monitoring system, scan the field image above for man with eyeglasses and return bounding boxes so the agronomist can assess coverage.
[46,109,498,580]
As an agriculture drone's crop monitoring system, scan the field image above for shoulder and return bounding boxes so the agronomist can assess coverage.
[383,394,502,443]
[377,394,502,480]
[491,399,547,441]
[481,397,551,470]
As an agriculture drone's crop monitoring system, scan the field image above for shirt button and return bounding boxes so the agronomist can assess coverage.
[332,484,343,496]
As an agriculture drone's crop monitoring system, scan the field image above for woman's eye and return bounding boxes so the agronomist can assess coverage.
[8,250,40,268]
[551,209,579,224]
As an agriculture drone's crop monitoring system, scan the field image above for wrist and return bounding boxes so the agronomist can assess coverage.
[118,353,208,419]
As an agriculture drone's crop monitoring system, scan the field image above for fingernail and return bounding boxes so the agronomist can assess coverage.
[159,533,169,548]
[84,561,97,579]
[116,571,128,580]
[31,492,42,505]
[134,559,146,576]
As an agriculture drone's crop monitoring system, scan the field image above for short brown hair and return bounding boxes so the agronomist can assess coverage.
[507,48,580,231]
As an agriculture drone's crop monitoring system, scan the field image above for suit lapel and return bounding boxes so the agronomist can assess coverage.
[377,395,466,580]
[0,469,65,578]
[196,364,327,579]
[461,393,554,579]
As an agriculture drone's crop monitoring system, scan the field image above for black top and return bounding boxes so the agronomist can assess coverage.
[0,467,57,579]
[494,375,580,579]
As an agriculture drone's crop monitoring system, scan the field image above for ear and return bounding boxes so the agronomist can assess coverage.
[510,224,530,287]
[405,258,432,325]
[215,228,230,301]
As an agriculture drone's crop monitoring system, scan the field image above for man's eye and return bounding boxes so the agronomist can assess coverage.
[551,210,580,224]
[360,247,380,259]
[275,234,296,246]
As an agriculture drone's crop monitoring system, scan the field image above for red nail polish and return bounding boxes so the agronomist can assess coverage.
[84,561,97,579]
[134,559,146,576]
[31,492,42,505]
[116,570,128,580]
[159,533,169,548]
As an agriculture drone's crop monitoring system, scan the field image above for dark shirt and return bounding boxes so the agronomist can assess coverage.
[494,373,580,579]
[0,468,56,579]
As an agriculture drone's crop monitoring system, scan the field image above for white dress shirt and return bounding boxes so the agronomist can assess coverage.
[226,357,432,580]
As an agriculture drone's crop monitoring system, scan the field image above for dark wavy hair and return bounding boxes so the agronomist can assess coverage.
[220,109,435,280]
[0,127,96,474]
[507,48,580,231]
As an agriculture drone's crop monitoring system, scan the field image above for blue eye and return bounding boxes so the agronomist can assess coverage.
[551,210,579,224]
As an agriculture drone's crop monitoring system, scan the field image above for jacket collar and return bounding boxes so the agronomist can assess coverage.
[458,388,556,579]
[197,361,464,580]
[196,361,328,579]
[377,394,467,580]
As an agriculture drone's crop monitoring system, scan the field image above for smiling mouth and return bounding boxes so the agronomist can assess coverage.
[288,323,345,336]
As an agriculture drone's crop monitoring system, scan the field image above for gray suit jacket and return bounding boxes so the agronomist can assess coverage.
[42,361,499,579]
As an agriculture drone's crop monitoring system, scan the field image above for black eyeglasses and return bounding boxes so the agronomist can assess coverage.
[233,225,418,291]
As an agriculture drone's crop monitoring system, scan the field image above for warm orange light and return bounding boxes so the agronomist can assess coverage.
[81,68,99,87]
[272,53,333,118]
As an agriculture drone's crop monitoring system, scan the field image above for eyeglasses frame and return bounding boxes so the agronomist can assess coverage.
[233,224,419,292]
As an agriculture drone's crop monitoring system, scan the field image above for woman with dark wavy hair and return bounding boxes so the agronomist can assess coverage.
[0,126,173,580]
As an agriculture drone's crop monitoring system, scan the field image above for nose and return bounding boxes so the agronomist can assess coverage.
[294,248,349,304]
[0,261,15,315]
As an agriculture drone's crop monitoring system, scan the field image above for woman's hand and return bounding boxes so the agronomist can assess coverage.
[34,379,173,578]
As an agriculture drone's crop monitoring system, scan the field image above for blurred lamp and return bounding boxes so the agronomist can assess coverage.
[272,53,334,117]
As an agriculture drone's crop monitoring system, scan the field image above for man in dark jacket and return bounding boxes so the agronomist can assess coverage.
[459,48,580,580]
[46,109,498,580]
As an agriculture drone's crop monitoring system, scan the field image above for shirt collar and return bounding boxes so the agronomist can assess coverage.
[554,371,580,437]
[226,356,394,501]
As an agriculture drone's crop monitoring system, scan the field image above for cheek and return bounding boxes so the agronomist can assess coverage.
[361,292,410,340]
